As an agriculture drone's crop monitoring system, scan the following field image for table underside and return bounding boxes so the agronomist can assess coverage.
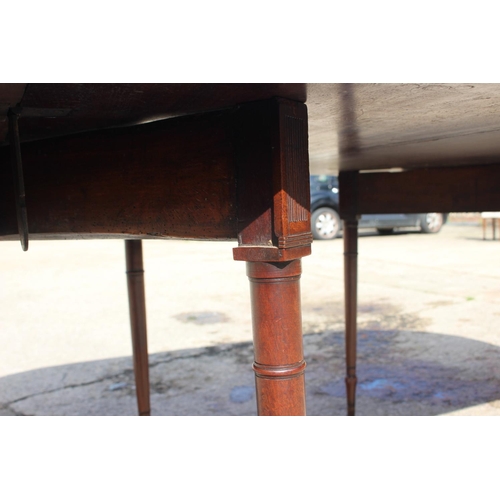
[2,83,500,174]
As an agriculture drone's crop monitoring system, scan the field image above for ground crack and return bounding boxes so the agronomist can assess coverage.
[7,341,255,407]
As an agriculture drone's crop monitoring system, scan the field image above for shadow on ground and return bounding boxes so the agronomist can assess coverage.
[2,324,499,416]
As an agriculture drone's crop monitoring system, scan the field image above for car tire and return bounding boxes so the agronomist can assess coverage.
[420,213,444,233]
[376,228,394,235]
[311,207,341,240]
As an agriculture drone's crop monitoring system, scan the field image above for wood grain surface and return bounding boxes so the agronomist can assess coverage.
[351,166,500,214]
[0,98,313,256]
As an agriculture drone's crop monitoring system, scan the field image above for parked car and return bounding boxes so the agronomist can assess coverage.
[310,174,446,240]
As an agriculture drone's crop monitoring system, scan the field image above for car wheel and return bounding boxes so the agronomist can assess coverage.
[311,207,341,240]
[376,228,394,235]
[421,213,444,233]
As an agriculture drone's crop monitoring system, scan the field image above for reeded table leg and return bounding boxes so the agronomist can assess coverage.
[247,260,306,416]
[343,218,358,416]
[125,240,151,416]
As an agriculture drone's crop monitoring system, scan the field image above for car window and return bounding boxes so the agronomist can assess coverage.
[311,175,338,191]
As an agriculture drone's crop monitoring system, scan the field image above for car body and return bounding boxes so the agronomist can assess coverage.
[310,174,446,240]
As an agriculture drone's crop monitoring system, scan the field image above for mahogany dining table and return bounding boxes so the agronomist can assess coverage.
[2,83,500,415]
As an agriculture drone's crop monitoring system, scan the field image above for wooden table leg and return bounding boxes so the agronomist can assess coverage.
[231,97,311,416]
[343,218,358,416]
[247,260,306,416]
[125,240,151,416]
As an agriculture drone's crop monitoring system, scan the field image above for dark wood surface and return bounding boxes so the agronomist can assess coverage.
[0,97,313,257]
[0,84,306,145]
[340,165,500,216]
[0,105,238,240]
[232,98,312,262]
[3,83,500,176]
[0,84,27,145]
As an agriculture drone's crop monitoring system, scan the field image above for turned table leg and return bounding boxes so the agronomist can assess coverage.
[125,240,151,416]
[343,218,358,416]
[247,260,306,416]
[232,97,311,416]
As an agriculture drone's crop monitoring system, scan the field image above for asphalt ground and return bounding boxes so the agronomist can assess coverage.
[1,222,499,416]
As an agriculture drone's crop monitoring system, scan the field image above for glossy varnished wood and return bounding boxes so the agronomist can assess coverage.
[247,260,306,416]
[125,240,150,416]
